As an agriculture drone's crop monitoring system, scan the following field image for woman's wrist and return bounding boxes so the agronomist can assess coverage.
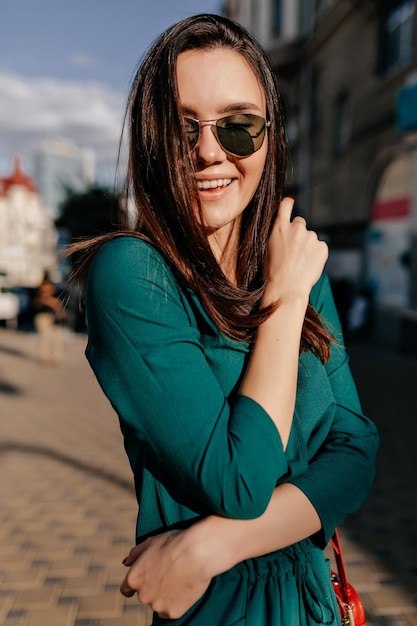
[184,516,241,579]
[262,281,310,308]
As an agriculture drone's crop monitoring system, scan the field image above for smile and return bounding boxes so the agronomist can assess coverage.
[197,178,232,190]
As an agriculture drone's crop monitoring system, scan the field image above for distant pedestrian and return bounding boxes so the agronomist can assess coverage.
[69,14,378,626]
[347,286,373,340]
[33,271,64,365]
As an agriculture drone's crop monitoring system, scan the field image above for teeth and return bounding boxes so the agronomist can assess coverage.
[197,178,232,190]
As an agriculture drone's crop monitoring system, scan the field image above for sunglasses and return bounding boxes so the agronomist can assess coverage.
[184,113,270,158]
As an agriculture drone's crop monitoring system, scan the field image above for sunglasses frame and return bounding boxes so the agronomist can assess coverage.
[184,113,271,158]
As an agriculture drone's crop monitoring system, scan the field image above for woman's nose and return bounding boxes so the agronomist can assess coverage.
[195,124,227,165]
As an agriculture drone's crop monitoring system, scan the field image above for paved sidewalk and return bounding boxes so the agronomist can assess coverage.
[0,328,416,625]
[0,328,152,626]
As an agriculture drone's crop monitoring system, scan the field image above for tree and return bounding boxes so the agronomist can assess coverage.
[56,185,124,242]
[56,185,127,331]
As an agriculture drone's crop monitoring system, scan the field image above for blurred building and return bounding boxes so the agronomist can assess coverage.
[0,156,57,287]
[33,139,95,218]
[223,0,417,349]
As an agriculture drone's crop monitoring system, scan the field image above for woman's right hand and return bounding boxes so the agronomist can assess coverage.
[263,197,328,304]
[120,528,212,619]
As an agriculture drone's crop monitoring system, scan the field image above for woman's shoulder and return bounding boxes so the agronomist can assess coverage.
[90,236,169,276]
[87,235,178,293]
[93,235,164,265]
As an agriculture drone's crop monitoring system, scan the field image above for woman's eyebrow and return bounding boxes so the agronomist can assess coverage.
[181,102,262,117]
[220,102,262,113]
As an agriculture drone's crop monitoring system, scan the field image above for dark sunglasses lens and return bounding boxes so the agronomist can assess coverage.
[217,114,266,156]
[184,118,199,148]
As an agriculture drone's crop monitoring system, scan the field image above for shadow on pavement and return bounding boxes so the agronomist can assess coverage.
[345,340,417,602]
[0,342,30,359]
[0,442,134,494]
[0,379,21,395]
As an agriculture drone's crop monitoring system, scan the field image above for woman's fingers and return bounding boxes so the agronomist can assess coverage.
[120,579,136,598]
[276,196,295,223]
[265,197,328,298]
[122,544,145,567]
[120,543,148,597]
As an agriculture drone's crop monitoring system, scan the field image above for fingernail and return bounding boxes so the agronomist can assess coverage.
[122,557,129,565]
[121,587,136,597]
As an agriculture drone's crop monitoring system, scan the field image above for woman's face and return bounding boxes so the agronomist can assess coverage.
[176,47,268,253]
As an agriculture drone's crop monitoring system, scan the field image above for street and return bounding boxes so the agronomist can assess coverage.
[0,328,416,625]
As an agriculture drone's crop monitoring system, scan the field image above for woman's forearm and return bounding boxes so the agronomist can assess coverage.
[187,483,321,580]
[239,294,307,448]
[239,199,328,448]
[120,483,321,614]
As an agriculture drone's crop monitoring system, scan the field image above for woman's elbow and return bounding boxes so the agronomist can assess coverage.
[210,481,273,520]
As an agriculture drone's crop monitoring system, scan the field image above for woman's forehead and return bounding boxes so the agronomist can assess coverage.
[176,48,266,116]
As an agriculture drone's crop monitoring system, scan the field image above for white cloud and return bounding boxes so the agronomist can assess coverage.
[0,71,126,181]
[68,53,95,69]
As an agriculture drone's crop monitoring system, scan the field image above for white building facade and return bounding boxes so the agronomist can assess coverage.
[223,0,313,48]
[0,156,57,287]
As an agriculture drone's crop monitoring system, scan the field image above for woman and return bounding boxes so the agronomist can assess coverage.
[73,14,378,625]
[33,271,64,365]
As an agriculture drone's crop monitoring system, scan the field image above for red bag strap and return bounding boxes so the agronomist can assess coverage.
[330,528,352,605]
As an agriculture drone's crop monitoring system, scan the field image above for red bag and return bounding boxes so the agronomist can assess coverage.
[330,529,366,626]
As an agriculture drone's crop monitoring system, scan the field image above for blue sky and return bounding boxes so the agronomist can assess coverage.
[0,0,223,179]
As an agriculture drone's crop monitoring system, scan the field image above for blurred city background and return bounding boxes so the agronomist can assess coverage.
[1,0,417,625]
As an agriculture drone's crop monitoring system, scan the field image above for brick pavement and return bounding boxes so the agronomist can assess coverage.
[0,327,416,625]
[0,328,152,626]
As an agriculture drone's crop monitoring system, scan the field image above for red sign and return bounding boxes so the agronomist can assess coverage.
[371,197,411,220]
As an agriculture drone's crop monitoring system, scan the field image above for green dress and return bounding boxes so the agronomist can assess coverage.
[84,237,378,626]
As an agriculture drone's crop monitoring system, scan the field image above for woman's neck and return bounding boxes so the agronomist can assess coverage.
[208,221,240,286]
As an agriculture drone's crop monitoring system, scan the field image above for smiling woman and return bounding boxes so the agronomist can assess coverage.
[68,13,378,626]
[176,47,269,262]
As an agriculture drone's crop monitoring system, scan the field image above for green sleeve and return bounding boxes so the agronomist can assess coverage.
[289,275,379,546]
[84,237,286,519]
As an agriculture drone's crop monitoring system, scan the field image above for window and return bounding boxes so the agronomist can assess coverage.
[310,67,322,130]
[381,0,415,73]
[273,0,282,33]
[333,91,351,155]
[299,0,324,35]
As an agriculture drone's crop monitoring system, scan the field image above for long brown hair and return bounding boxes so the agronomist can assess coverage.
[71,14,332,361]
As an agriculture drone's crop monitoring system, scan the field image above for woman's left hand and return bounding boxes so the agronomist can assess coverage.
[120,529,212,619]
